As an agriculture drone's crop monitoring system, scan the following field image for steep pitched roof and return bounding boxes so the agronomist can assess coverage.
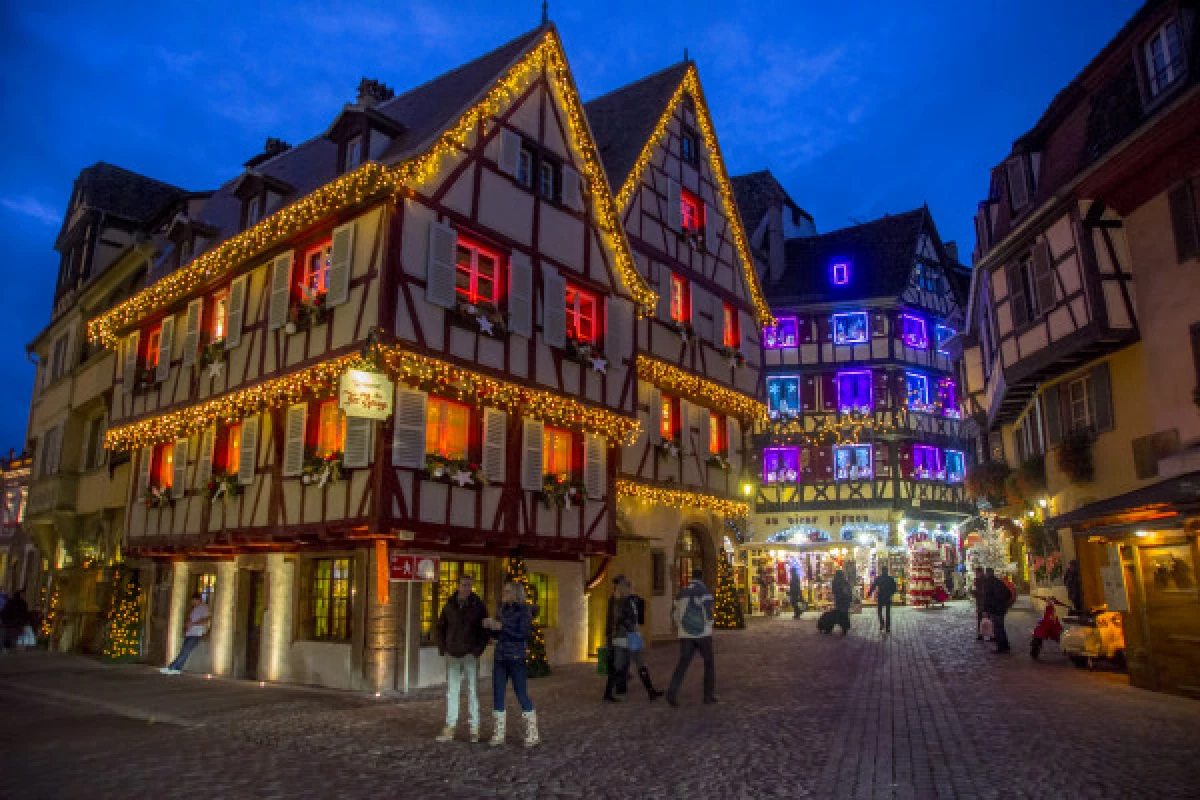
[583,63,690,191]
[58,162,185,246]
[730,170,811,234]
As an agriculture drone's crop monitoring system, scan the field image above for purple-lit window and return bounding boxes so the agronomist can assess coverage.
[763,447,800,483]
[938,378,960,418]
[832,312,868,345]
[912,445,944,480]
[906,372,932,411]
[946,450,965,483]
[831,261,850,285]
[764,317,798,348]
[935,324,955,354]
[834,445,872,481]
[837,370,873,414]
[901,314,929,349]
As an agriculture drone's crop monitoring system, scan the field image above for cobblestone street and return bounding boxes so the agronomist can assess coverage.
[2,600,1198,799]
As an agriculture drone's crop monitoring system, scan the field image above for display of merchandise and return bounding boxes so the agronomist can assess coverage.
[906,532,945,608]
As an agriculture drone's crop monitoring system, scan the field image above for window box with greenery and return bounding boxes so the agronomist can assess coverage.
[196,337,226,373]
[302,448,345,487]
[657,435,683,461]
[286,287,329,334]
[539,473,586,510]
[1005,455,1047,508]
[143,483,173,510]
[965,461,1011,507]
[451,297,507,338]
[1056,429,1095,484]
[206,471,242,503]
[423,453,486,488]
[565,333,607,374]
[706,452,731,471]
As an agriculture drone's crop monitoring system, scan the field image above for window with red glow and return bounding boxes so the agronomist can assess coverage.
[301,241,333,297]
[680,189,703,233]
[155,443,174,487]
[309,400,345,458]
[144,325,162,369]
[661,395,681,439]
[223,423,242,473]
[543,427,574,478]
[710,412,727,455]
[425,397,471,460]
[722,302,739,348]
[670,273,690,323]
[455,238,499,305]
[212,291,229,341]
[565,284,599,343]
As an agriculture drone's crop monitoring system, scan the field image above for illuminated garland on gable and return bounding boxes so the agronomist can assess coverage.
[612,65,775,329]
[616,479,749,518]
[637,354,767,422]
[88,30,656,350]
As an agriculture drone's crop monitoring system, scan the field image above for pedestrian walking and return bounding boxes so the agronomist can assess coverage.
[831,569,853,635]
[1,590,29,652]
[867,566,898,633]
[788,568,804,619]
[484,581,539,747]
[624,578,663,700]
[666,568,716,707]
[159,594,211,674]
[972,566,986,640]
[435,574,489,743]
[1064,559,1083,614]
[604,576,662,702]
[983,568,1013,654]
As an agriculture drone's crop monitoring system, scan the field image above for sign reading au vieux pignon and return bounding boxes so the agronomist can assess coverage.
[338,369,394,420]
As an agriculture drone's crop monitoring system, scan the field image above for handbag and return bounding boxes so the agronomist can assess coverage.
[627,631,644,652]
[16,625,36,648]
[596,645,609,675]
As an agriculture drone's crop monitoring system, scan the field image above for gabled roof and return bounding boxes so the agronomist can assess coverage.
[583,63,690,192]
[57,162,185,246]
[730,170,811,234]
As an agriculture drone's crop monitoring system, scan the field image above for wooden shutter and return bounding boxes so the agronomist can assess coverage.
[172,438,188,498]
[605,296,631,364]
[281,403,307,477]
[498,129,521,177]
[704,203,720,254]
[820,374,837,413]
[155,316,174,382]
[666,178,683,231]
[137,446,153,495]
[343,417,372,469]
[698,406,712,455]
[507,251,533,338]
[426,220,458,309]
[482,407,507,483]
[542,267,567,348]
[520,418,545,491]
[1168,182,1198,263]
[238,415,260,485]
[326,222,356,308]
[584,434,606,500]
[691,286,711,342]
[897,442,914,479]
[197,427,215,484]
[181,298,203,368]
[874,370,891,409]
[123,331,139,390]
[562,166,584,212]
[647,387,662,445]
[391,387,427,468]
[726,417,738,463]
[1006,157,1029,210]
[1007,264,1028,328]
[679,398,692,453]
[1043,383,1063,447]
[655,263,673,320]
[225,275,247,349]
[267,252,293,330]
[1090,362,1113,433]
[1032,242,1056,312]
[801,376,817,412]
[874,444,891,477]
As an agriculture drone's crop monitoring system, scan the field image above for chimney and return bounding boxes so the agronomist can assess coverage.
[243,137,292,169]
[357,78,395,108]
[766,204,787,284]
[944,241,959,263]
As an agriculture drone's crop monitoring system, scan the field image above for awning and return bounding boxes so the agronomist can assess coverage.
[1046,471,1200,534]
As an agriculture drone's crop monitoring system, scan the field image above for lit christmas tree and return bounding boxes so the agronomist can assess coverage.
[41,587,60,641]
[102,567,142,663]
[969,515,1012,572]
[713,555,745,629]
[505,551,550,678]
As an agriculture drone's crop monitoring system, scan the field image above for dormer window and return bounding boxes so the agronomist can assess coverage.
[1145,19,1184,97]
[680,130,698,164]
[345,135,364,172]
[246,196,262,227]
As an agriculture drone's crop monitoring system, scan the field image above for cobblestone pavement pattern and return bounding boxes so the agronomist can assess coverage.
[1,601,1198,799]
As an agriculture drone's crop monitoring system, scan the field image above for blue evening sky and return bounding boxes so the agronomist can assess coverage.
[0,0,1142,452]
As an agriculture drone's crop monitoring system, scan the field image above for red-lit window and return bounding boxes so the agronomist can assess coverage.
[710,411,727,455]
[455,238,500,305]
[681,188,703,233]
[425,397,471,460]
[722,302,739,348]
[155,443,174,488]
[211,290,229,341]
[300,241,333,297]
[543,427,574,478]
[219,423,242,473]
[670,273,690,323]
[661,395,681,440]
[565,284,599,343]
[308,400,345,458]
[144,325,162,369]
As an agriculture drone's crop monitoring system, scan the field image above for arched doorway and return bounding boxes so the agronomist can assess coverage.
[674,526,714,594]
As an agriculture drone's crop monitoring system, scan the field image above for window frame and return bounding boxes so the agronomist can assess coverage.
[218,422,243,475]
[565,283,600,344]
[833,444,872,481]
[906,372,932,412]
[153,441,174,489]
[832,311,869,345]
[344,135,364,173]
[420,560,488,646]
[144,324,163,371]
[831,261,850,285]
[836,370,873,414]
[538,156,560,203]
[189,572,217,606]
[299,240,333,299]
[669,272,691,323]
[302,556,354,642]
[661,395,682,440]
[528,572,558,628]
[542,426,576,479]
[766,375,801,420]
[310,398,347,459]
[517,146,535,189]
[425,395,473,462]
[900,313,929,349]
[764,316,799,348]
[211,289,230,342]
[709,411,727,456]
[680,129,699,164]
[1144,18,1186,98]
[721,302,740,348]
[763,447,800,484]
[454,236,503,307]
[1068,375,1093,432]
[911,444,945,481]
[945,449,966,483]
[680,188,704,234]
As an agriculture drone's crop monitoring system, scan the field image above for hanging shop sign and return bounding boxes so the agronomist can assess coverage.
[339,369,393,419]
[389,553,440,582]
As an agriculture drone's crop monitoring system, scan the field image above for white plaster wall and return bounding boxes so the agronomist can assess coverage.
[527,558,587,665]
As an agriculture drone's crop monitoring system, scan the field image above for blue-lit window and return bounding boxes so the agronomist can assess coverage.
[831,261,850,285]
[906,372,932,411]
[832,312,868,345]
[767,376,800,419]
[946,450,965,483]
[901,314,928,349]
[837,370,873,414]
[935,324,956,354]
[834,445,872,481]
[764,317,798,349]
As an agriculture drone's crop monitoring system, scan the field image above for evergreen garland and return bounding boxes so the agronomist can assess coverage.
[505,552,551,678]
[713,555,745,629]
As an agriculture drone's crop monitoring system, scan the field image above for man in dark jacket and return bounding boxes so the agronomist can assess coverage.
[867,566,897,634]
[1063,559,1083,614]
[666,568,716,707]
[831,570,853,635]
[788,568,804,619]
[983,568,1012,654]
[435,574,489,742]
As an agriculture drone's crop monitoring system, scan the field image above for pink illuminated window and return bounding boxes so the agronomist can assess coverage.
[912,445,944,480]
[763,448,799,484]
[681,188,704,234]
[938,378,960,418]
[764,317,798,348]
[901,314,929,349]
[837,370,873,414]
[832,262,850,285]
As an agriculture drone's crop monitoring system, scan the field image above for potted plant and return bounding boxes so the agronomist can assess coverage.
[716,344,745,369]
[301,449,345,487]
[422,454,486,488]
[565,334,607,373]
[143,483,173,509]
[205,471,242,503]
[453,298,507,338]
[539,473,586,510]
[706,453,731,471]
[965,461,1010,507]
[288,288,329,333]
[656,435,682,460]
[1056,430,1095,484]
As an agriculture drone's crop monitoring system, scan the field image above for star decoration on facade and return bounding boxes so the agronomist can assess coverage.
[590,356,608,374]
[208,361,225,380]
[477,316,494,336]
[453,469,474,488]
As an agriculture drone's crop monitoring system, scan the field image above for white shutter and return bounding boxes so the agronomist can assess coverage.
[197,427,215,484]
[237,415,260,485]
[343,417,372,469]
[498,129,521,177]
[482,407,507,483]
[562,166,584,212]
[584,434,606,500]
[704,202,721,254]
[656,263,673,320]
[508,251,533,338]
[391,387,427,468]
[181,298,203,368]
[225,275,247,349]
[727,417,738,462]
[426,220,458,309]
[699,407,712,456]
[171,438,188,498]
[155,316,174,382]
[282,403,307,477]
[605,296,631,364]
[137,446,153,495]
[647,386,662,445]
[541,268,567,349]
[691,286,711,342]
[667,178,683,232]
[679,398,692,453]
[123,331,139,390]
[267,252,294,330]
[326,222,355,308]
[520,418,544,491]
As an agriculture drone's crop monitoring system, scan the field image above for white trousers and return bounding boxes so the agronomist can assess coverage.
[445,654,479,728]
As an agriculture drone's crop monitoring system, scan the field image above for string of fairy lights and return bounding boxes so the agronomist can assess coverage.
[616,479,749,518]
[637,355,767,422]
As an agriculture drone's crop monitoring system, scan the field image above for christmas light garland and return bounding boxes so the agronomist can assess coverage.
[637,355,767,421]
[612,65,775,328]
[616,479,749,518]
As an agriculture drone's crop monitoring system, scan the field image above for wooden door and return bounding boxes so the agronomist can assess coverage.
[243,571,265,680]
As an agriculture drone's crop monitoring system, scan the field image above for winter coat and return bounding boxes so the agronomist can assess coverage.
[1064,565,1083,612]
[832,576,853,611]
[869,574,898,602]
[605,595,637,646]
[1,594,28,628]
[983,576,1013,615]
[436,592,488,658]
[788,574,803,601]
[490,601,532,662]
[671,579,715,639]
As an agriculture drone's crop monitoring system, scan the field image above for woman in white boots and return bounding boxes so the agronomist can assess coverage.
[483,581,539,747]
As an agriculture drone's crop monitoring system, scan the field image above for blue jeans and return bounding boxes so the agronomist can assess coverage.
[444,655,479,728]
[493,658,533,713]
[169,636,202,671]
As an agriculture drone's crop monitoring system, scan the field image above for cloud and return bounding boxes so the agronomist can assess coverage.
[0,196,60,226]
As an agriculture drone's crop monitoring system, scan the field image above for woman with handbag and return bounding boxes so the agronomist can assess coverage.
[603,576,662,702]
[625,578,663,700]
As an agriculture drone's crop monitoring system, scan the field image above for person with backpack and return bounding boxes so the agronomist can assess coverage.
[831,570,853,635]
[666,567,716,707]
[983,568,1013,654]
[867,566,898,634]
